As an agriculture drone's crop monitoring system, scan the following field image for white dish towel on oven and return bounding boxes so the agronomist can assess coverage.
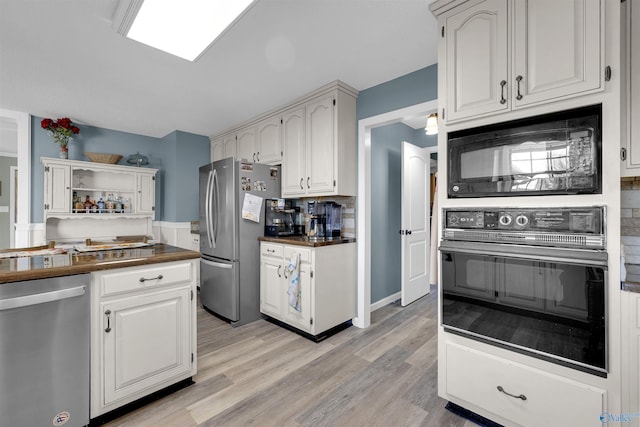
[287,253,301,312]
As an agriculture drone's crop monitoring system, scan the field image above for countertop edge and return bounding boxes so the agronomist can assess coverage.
[258,236,356,247]
[0,246,200,284]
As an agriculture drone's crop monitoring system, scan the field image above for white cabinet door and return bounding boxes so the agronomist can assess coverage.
[282,256,312,333]
[444,0,509,122]
[236,127,256,162]
[512,0,602,108]
[136,172,155,215]
[281,107,306,197]
[624,0,640,175]
[223,134,237,160]
[102,287,192,406]
[260,253,283,319]
[211,137,224,162]
[256,116,282,164]
[44,162,71,213]
[306,96,335,194]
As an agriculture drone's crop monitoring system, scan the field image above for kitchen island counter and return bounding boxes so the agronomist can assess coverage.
[258,235,355,247]
[0,244,199,284]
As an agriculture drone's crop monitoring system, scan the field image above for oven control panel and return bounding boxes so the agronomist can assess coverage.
[443,206,605,248]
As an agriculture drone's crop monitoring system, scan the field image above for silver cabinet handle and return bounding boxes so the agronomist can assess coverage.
[300,178,304,190]
[497,385,527,401]
[277,265,282,278]
[105,309,112,333]
[256,152,260,162]
[253,153,256,162]
[307,177,310,189]
[515,75,523,100]
[499,80,507,104]
[139,274,163,283]
[284,268,289,279]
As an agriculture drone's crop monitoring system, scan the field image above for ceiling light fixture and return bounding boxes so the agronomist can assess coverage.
[113,0,256,61]
[425,113,438,135]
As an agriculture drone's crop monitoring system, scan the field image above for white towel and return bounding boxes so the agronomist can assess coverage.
[287,253,301,312]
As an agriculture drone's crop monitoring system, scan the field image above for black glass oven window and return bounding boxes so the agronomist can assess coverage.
[441,251,606,373]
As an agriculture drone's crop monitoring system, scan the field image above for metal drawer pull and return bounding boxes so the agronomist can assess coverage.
[277,265,282,278]
[105,309,112,333]
[497,385,527,401]
[499,80,507,104]
[300,178,304,189]
[515,75,523,100]
[139,274,163,283]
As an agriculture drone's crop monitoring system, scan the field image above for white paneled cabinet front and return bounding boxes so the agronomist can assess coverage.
[43,162,71,213]
[306,95,335,195]
[259,241,355,336]
[445,343,606,427]
[101,287,191,405]
[211,137,224,162]
[136,172,155,215]
[624,0,640,175]
[255,116,282,164]
[281,107,306,196]
[90,260,197,418]
[236,127,256,162]
[440,0,602,123]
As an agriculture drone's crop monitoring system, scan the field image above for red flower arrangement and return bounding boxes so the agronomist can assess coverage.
[41,117,80,154]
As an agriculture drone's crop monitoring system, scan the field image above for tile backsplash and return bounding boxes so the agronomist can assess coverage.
[622,177,640,236]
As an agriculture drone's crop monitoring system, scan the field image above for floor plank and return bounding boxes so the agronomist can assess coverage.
[103,287,468,427]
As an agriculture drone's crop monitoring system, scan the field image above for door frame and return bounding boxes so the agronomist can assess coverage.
[9,165,17,248]
[354,100,438,328]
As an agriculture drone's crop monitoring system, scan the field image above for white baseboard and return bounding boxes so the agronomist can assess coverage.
[370,292,401,312]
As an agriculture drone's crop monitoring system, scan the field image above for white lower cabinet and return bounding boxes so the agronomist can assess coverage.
[259,241,355,337]
[90,260,197,418]
[445,343,606,427]
[624,291,640,426]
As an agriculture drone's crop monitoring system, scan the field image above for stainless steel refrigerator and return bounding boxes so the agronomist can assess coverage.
[199,158,280,326]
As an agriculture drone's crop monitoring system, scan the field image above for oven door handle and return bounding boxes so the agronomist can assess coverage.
[439,241,608,267]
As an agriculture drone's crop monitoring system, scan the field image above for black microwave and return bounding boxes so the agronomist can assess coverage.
[448,105,602,198]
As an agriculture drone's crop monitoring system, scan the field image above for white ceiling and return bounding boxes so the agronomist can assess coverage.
[0,0,438,139]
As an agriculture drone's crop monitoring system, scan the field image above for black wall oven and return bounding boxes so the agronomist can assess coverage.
[440,207,607,377]
[448,105,602,198]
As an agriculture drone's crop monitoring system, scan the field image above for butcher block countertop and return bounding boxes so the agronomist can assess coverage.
[0,244,200,284]
[258,235,355,247]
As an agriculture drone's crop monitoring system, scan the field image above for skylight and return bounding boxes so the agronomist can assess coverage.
[117,0,255,61]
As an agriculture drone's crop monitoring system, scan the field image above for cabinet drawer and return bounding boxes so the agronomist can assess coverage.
[99,262,192,296]
[445,343,605,427]
[261,243,283,258]
[284,246,311,263]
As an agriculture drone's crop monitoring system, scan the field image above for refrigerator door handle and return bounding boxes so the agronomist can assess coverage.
[212,168,220,248]
[201,258,233,269]
[205,170,214,249]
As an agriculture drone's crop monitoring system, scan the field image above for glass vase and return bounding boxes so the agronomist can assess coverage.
[59,144,69,159]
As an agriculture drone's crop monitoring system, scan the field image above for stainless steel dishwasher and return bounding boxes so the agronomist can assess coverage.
[0,274,90,427]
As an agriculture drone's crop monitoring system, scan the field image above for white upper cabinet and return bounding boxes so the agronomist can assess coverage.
[211,137,224,162]
[512,0,602,108]
[281,107,306,196]
[444,0,509,122]
[236,127,256,162]
[441,0,603,123]
[255,116,282,164]
[43,162,71,213]
[305,95,336,195]
[623,0,640,176]
[223,134,237,160]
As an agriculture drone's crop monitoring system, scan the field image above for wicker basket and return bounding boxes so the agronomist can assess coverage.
[84,152,123,164]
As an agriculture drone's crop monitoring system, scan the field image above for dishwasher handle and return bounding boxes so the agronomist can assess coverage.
[0,285,86,311]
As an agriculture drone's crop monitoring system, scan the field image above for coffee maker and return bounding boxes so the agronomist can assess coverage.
[265,199,301,236]
[325,202,343,240]
[306,201,326,241]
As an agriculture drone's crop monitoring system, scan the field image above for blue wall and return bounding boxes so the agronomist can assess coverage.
[357,64,438,304]
[31,117,209,223]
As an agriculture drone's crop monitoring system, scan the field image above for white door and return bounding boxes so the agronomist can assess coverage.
[401,142,430,306]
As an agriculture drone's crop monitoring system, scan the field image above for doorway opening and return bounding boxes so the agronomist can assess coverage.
[355,100,438,328]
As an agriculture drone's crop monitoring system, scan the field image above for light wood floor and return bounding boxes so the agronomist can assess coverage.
[104,287,473,427]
